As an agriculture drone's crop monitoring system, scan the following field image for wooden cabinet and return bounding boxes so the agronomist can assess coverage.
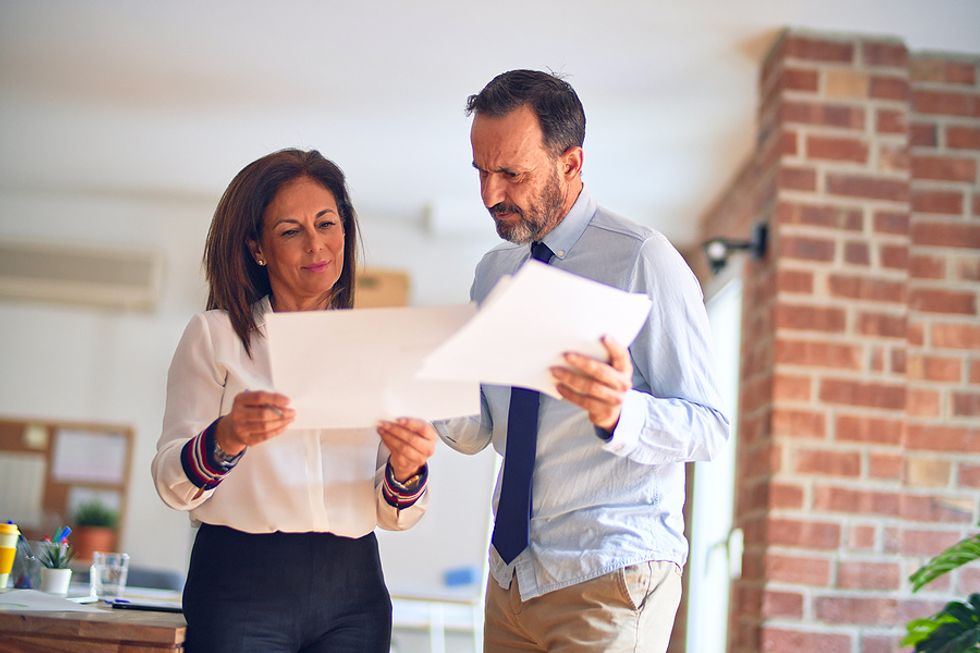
[0,608,185,652]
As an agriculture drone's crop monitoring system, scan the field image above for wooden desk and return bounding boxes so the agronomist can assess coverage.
[0,607,185,652]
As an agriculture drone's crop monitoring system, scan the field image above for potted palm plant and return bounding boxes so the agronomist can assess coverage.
[71,500,119,562]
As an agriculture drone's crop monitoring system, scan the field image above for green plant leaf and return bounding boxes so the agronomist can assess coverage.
[38,541,75,569]
[909,534,980,592]
[927,622,980,653]
[946,600,978,625]
[906,596,980,653]
[940,629,980,653]
[904,615,958,647]
[902,594,980,653]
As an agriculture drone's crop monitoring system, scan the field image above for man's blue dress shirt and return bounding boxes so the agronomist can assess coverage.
[436,187,730,601]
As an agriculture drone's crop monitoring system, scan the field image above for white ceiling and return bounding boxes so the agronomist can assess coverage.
[1,1,978,248]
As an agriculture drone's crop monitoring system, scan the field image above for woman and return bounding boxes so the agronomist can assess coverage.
[152,149,437,652]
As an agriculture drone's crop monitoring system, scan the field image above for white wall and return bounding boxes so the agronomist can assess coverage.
[0,186,500,592]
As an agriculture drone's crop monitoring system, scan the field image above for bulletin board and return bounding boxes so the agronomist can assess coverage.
[0,416,133,541]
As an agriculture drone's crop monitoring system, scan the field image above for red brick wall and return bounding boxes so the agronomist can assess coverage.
[690,30,979,653]
[902,49,980,647]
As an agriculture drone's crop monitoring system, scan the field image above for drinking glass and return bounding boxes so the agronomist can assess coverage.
[90,551,129,599]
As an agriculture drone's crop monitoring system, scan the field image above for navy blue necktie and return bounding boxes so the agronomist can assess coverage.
[492,241,554,564]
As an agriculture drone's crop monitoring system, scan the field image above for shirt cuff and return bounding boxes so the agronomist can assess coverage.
[180,418,240,490]
[601,390,644,457]
[382,463,428,509]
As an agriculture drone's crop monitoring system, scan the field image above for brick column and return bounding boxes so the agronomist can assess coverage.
[899,50,980,642]
[692,29,980,653]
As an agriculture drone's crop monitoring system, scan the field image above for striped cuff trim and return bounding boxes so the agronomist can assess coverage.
[180,418,235,490]
[382,463,428,509]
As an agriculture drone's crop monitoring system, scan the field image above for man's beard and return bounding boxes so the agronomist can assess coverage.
[489,170,564,244]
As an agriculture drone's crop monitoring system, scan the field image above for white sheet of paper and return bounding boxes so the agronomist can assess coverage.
[0,453,45,529]
[417,261,652,398]
[266,305,479,429]
[0,589,102,612]
[50,430,127,484]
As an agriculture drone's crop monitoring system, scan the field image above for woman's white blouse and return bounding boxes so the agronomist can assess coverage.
[151,297,427,536]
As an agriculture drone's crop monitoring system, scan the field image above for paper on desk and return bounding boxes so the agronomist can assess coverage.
[417,261,652,398]
[0,589,101,612]
[266,305,479,429]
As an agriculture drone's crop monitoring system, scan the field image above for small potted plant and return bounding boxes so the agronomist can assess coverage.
[71,500,118,561]
[38,538,74,594]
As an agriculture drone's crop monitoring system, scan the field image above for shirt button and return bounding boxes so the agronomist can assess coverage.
[556,249,565,257]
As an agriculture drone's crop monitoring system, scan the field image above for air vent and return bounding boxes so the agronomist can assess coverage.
[0,239,162,311]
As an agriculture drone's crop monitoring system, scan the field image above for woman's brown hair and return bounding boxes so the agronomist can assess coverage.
[203,149,359,355]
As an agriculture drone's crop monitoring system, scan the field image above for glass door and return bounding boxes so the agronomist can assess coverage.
[685,278,742,653]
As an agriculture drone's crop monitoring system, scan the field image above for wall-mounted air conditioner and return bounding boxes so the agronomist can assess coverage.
[0,239,163,311]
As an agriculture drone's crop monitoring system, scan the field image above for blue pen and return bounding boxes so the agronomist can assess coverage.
[58,526,71,543]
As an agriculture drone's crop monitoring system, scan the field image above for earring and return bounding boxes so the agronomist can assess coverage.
[257,259,266,266]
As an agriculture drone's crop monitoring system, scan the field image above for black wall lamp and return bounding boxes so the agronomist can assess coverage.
[701,222,769,276]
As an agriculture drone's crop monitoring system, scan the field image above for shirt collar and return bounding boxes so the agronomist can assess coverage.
[536,186,596,261]
[254,295,273,328]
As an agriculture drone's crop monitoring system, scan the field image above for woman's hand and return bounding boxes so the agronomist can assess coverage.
[377,418,438,482]
[215,391,295,456]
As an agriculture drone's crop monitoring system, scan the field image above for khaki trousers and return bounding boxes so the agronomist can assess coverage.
[484,561,682,653]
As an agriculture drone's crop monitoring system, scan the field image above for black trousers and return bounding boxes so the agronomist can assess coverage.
[182,524,392,653]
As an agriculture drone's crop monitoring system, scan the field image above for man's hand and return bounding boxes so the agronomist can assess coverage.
[377,417,438,482]
[215,391,295,456]
[551,335,633,432]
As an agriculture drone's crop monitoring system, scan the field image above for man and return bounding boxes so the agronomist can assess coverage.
[439,69,730,652]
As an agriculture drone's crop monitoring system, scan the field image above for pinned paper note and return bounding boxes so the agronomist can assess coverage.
[51,430,127,484]
[417,261,652,398]
[22,423,48,450]
[0,453,45,528]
